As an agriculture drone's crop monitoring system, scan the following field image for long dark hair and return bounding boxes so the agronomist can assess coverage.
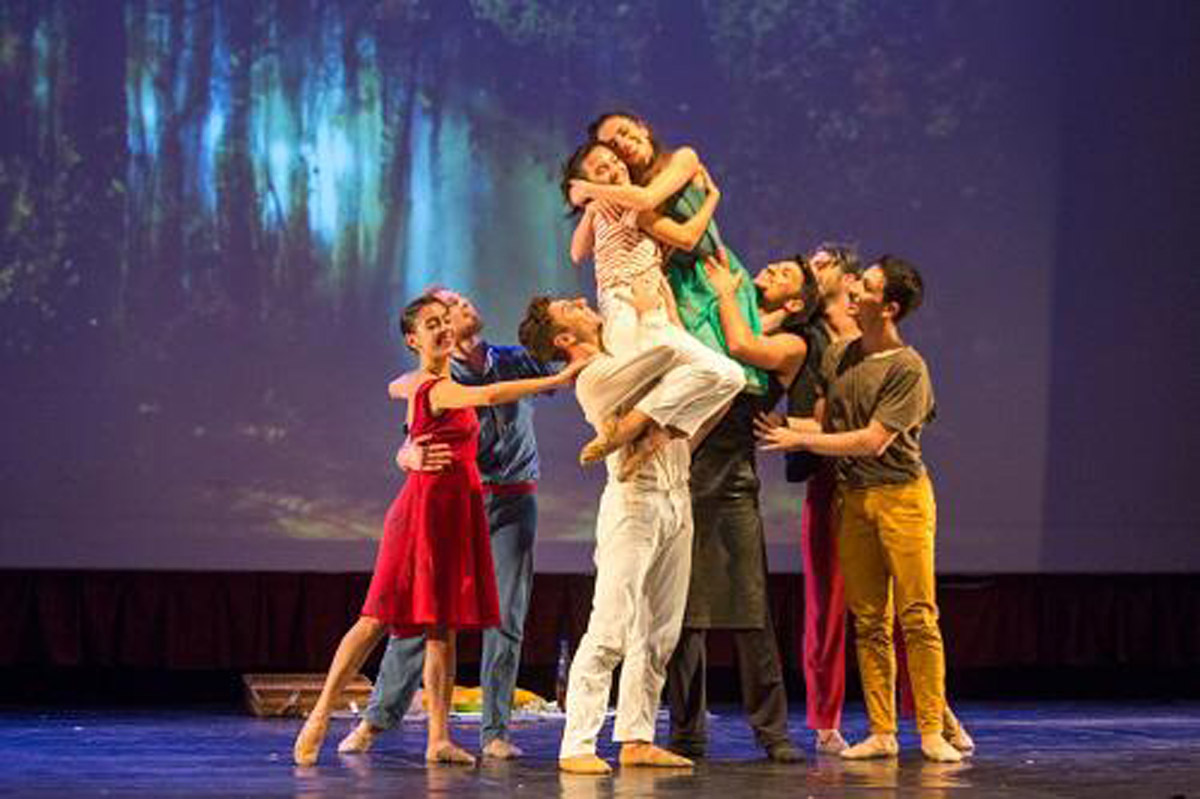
[559,139,610,216]
[586,110,663,185]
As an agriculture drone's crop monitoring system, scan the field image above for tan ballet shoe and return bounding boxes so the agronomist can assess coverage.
[921,733,964,763]
[293,713,329,766]
[337,720,378,754]
[559,754,613,775]
[426,742,476,766]
[619,742,694,768]
[580,419,620,465]
[482,738,523,760]
[943,711,976,754]
[815,729,848,755]
[840,733,899,760]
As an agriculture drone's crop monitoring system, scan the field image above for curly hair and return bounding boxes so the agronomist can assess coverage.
[518,296,566,364]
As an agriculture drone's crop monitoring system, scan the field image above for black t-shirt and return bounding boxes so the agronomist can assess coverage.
[784,321,831,483]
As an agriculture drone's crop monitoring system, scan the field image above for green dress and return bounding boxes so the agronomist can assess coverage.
[663,184,768,394]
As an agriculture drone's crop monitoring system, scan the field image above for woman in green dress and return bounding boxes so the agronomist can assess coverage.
[568,111,768,395]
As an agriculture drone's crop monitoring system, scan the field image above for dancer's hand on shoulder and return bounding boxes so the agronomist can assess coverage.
[396,434,453,473]
[556,355,595,385]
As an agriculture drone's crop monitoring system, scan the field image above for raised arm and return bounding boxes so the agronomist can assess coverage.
[702,255,808,380]
[638,166,720,252]
[570,146,700,211]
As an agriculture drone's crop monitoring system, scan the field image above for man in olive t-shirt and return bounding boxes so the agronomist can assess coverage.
[757,255,962,763]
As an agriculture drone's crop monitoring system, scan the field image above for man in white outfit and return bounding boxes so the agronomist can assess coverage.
[519,290,744,774]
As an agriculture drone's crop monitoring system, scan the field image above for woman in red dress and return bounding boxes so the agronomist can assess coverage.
[293,294,586,767]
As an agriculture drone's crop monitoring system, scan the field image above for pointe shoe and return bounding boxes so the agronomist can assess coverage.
[943,715,976,754]
[815,729,848,755]
[483,738,523,760]
[921,734,963,763]
[619,743,694,768]
[559,754,613,775]
[337,720,378,754]
[840,734,899,760]
[293,713,330,766]
[427,742,476,766]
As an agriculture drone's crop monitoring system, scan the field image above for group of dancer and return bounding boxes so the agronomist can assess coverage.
[291,110,974,772]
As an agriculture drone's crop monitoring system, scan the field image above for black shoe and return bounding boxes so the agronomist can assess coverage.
[668,741,707,760]
[766,742,804,763]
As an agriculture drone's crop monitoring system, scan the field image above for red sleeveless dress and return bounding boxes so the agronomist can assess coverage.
[361,378,500,636]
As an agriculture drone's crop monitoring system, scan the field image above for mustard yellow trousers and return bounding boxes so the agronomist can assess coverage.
[836,474,946,735]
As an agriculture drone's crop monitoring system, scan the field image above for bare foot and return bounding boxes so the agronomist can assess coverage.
[559,754,613,774]
[482,738,523,760]
[337,720,379,754]
[619,742,694,767]
[426,741,476,766]
[815,729,847,754]
[840,733,899,760]
[580,419,620,465]
[293,713,329,766]
[921,733,963,763]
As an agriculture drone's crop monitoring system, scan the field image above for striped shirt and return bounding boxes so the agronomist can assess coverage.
[592,200,664,295]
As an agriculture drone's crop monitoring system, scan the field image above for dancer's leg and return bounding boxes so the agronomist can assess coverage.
[339,633,424,753]
[800,465,847,748]
[480,492,536,757]
[836,488,900,760]
[875,477,959,763]
[665,628,708,756]
[293,616,388,765]
[616,489,693,767]
[734,613,800,760]
[559,482,649,769]
[425,627,474,765]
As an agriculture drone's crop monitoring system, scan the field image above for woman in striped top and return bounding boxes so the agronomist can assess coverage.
[561,140,742,469]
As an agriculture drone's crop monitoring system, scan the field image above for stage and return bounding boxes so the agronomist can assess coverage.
[3,702,1196,797]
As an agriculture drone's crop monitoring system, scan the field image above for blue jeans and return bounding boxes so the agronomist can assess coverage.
[364,491,537,746]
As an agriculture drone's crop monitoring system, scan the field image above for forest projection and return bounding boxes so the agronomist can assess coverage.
[1,0,1057,571]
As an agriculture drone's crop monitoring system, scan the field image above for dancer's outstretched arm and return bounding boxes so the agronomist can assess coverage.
[569,147,699,211]
[430,360,588,411]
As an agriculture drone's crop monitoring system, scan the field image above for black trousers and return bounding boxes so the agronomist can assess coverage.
[665,615,792,751]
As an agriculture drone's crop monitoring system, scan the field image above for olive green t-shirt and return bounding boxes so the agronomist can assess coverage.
[820,337,936,488]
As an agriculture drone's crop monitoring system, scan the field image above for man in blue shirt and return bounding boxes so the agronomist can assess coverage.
[338,287,552,760]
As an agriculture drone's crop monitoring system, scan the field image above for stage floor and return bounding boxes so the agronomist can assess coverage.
[1,702,1197,797]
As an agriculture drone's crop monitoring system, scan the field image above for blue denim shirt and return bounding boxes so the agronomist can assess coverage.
[450,342,551,485]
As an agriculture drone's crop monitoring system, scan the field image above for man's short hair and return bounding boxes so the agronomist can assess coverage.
[875,254,924,322]
[518,296,566,363]
[814,241,862,277]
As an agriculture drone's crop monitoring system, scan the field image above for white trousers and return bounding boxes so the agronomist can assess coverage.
[558,481,694,758]
[593,291,745,442]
